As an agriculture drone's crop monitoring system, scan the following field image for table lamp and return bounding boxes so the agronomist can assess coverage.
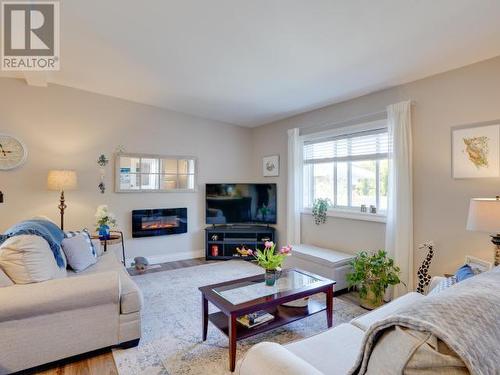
[466,196,500,266]
[47,170,78,230]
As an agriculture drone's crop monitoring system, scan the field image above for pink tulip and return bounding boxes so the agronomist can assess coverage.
[279,245,292,255]
[247,249,253,255]
[265,241,274,249]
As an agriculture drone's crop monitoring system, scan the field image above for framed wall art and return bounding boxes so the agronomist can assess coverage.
[262,155,279,177]
[452,123,500,178]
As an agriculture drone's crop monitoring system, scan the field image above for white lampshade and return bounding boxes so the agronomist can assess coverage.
[466,197,500,234]
[47,170,78,191]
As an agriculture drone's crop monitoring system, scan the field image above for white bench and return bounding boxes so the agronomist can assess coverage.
[286,244,355,291]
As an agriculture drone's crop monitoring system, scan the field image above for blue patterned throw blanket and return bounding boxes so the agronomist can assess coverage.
[0,219,66,268]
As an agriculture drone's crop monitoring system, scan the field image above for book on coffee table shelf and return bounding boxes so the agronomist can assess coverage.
[236,311,274,328]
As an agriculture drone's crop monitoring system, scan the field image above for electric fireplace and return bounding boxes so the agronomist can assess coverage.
[132,208,187,238]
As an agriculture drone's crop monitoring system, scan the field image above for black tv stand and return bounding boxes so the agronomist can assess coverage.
[205,225,276,260]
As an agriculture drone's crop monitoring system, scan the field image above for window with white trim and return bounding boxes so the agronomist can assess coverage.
[303,126,389,214]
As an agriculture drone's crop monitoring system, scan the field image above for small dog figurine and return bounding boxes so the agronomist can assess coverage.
[133,256,149,272]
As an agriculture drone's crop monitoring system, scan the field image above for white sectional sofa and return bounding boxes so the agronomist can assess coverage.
[285,244,355,291]
[238,292,425,375]
[0,250,142,374]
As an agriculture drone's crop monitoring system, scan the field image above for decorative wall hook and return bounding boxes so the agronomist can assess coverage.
[97,154,109,167]
[97,154,109,193]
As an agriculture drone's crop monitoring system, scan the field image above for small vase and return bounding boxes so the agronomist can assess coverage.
[98,224,110,240]
[265,269,279,286]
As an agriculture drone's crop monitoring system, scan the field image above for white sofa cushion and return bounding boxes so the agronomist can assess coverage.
[0,235,67,284]
[0,267,13,287]
[291,244,354,267]
[286,323,365,375]
[350,292,424,331]
[238,342,323,375]
[68,252,143,314]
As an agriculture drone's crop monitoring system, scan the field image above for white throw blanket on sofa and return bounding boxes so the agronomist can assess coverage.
[350,267,500,375]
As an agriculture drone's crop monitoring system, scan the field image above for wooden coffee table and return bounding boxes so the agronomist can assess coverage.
[199,268,335,372]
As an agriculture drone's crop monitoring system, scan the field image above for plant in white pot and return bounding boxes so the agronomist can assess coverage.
[346,250,403,310]
[312,198,331,225]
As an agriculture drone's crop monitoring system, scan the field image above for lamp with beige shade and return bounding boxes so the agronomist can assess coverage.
[466,196,500,266]
[47,170,78,230]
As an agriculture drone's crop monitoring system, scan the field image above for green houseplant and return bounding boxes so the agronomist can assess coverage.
[346,250,402,310]
[312,198,331,225]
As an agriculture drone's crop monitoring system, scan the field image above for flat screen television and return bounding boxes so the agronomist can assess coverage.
[206,183,277,225]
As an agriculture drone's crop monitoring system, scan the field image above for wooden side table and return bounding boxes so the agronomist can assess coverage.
[91,230,126,265]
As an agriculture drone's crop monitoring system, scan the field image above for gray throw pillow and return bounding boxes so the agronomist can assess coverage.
[64,229,97,257]
[61,233,97,272]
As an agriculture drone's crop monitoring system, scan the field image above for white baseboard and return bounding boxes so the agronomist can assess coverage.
[125,249,205,267]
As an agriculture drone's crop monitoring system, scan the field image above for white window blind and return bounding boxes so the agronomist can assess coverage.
[303,128,389,164]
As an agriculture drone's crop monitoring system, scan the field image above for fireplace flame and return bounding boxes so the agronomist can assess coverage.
[141,216,179,230]
[142,222,178,230]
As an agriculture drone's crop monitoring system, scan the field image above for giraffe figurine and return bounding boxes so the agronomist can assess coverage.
[416,241,435,294]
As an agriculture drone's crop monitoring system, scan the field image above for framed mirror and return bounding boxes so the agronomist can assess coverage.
[115,153,197,192]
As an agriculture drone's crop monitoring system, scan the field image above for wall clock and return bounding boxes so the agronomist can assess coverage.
[0,134,28,170]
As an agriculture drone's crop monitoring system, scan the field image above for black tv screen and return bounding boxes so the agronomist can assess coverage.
[206,184,277,224]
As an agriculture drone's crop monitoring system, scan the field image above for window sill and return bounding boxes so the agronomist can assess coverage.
[302,208,387,223]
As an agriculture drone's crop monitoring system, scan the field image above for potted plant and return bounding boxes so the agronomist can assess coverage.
[312,198,331,225]
[248,242,292,286]
[95,205,117,240]
[346,250,402,310]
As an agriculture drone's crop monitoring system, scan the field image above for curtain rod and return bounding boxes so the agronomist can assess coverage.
[300,109,387,136]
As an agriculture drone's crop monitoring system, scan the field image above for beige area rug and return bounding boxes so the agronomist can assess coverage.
[112,261,366,375]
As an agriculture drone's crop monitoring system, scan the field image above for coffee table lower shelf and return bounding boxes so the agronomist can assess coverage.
[209,299,326,340]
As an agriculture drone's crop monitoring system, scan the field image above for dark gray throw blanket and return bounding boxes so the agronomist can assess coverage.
[350,267,500,375]
[0,219,66,268]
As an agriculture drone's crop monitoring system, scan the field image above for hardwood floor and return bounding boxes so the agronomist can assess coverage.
[36,352,117,375]
[33,258,213,375]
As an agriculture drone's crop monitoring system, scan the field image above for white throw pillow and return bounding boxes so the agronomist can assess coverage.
[0,235,67,284]
[0,267,13,287]
[61,233,97,272]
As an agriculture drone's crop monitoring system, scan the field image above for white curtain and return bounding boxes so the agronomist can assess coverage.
[287,128,302,245]
[385,101,413,298]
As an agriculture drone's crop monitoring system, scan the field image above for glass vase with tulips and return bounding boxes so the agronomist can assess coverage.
[247,241,292,286]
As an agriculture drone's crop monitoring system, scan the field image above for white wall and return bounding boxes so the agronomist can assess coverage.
[0,78,253,264]
[3,56,500,276]
[301,215,386,253]
[252,56,500,276]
